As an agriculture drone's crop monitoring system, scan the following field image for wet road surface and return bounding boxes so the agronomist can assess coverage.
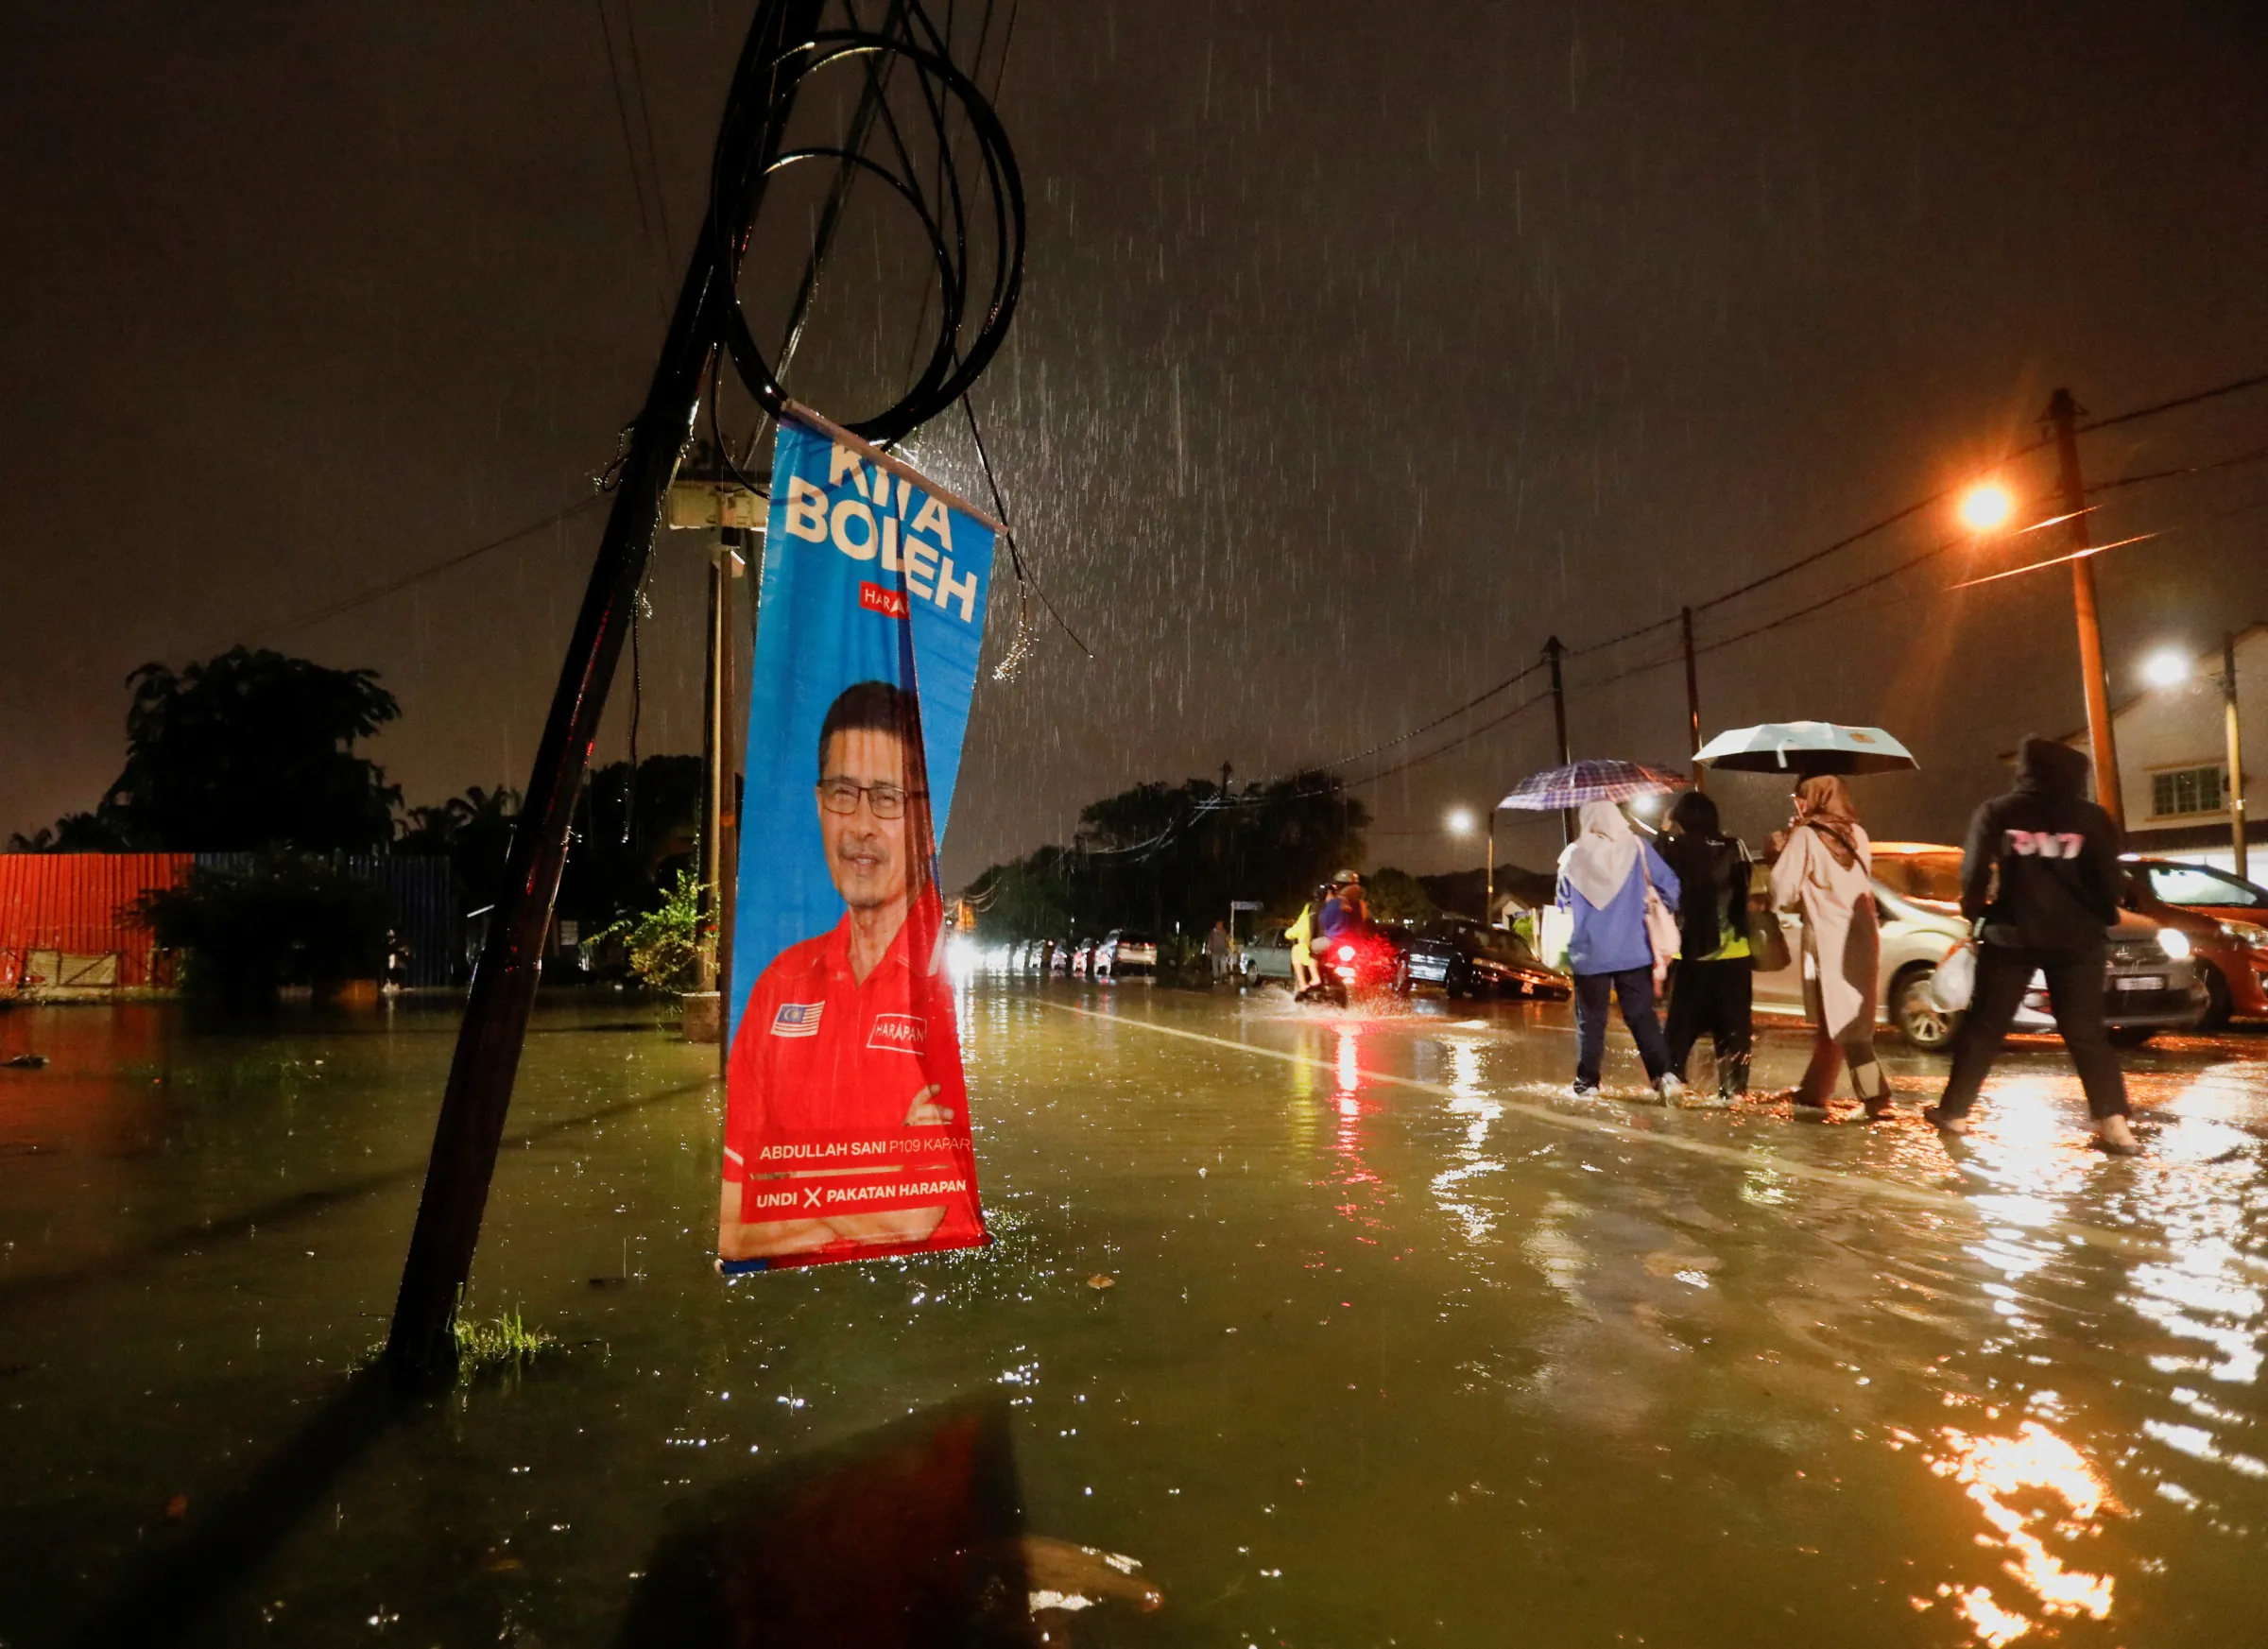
[3,981,2267,1646]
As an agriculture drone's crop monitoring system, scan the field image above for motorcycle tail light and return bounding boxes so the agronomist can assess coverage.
[1336,944,1356,962]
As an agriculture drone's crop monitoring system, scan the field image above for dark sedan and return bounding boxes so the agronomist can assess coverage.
[1419,917,1572,1000]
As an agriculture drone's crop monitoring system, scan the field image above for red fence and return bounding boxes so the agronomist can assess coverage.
[0,853,193,990]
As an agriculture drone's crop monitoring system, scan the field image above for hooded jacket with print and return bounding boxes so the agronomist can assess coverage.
[1959,736,2125,950]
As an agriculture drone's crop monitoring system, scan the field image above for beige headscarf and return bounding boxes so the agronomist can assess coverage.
[1559,799,1641,908]
[1792,774,1862,869]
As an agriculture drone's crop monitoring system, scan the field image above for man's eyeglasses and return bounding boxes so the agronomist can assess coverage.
[817,778,924,819]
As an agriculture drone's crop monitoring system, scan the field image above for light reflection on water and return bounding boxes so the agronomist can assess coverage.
[4,987,2268,1645]
[1915,1419,2120,1642]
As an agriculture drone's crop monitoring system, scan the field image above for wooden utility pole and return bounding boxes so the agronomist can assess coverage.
[1680,605,1704,790]
[2226,630,2248,882]
[698,541,729,993]
[2048,388,2124,821]
[385,0,827,1383]
[1545,635,1572,846]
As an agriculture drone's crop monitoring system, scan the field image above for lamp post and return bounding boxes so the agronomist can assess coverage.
[1446,807,1491,924]
[2228,632,2248,883]
[2142,640,2247,879]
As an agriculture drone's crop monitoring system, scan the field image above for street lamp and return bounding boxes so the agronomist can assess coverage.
[1957,480,2016,534]
[2141,648,2191,690]
[1445,806,1476,835]
[2140,639,2247,879]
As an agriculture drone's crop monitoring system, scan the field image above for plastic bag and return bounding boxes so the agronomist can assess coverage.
[1931,940,1978,1013]
[1538,903,1573,974]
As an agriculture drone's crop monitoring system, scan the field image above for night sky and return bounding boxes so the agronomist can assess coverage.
[7,1,2268,885]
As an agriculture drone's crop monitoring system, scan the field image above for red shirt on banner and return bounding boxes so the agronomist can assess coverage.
[725,906,967,1154]
[720,894,981,1266]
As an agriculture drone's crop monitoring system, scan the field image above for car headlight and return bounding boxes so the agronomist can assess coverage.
[2156,926,2193,961]
[2218,919,2268,952]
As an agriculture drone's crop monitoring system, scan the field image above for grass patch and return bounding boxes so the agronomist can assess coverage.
[352,1304,557,1384]
[454,1307,556,1374]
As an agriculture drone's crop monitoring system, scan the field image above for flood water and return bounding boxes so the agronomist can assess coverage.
[5,981,2268,1647]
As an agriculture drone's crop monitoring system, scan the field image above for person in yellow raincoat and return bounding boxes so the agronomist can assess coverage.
[1286,901,1320,996]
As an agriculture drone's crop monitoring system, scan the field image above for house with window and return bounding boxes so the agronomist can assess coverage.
[2068,622,2268,873]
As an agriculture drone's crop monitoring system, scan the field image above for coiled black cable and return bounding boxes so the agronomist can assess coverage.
[707,8,1025,447]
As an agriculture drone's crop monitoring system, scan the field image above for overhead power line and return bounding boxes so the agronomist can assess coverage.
[2076,370,2268,435]
[1314,365,2268,780]
[219,493,608,654]
[1317,661,1545,772]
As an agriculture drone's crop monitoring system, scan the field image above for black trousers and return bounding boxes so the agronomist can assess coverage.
[1936,943,2130,1120]
[1665,958,1754,1094]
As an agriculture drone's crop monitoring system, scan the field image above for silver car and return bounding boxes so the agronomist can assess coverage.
[1751,841,2208,1050]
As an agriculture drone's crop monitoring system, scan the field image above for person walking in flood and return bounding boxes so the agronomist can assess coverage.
[1657,791,1752,1106]
[1923,737,2139,1154]
[1558,800,1684,1103]
[1768,775,1892,1117]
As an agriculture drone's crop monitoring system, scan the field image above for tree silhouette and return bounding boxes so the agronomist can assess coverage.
[92,647,403,852]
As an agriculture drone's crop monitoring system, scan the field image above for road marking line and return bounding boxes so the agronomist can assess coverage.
[1042,1001,2268,1281]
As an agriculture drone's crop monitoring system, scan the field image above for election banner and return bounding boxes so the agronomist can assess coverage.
[719,405,997,1273]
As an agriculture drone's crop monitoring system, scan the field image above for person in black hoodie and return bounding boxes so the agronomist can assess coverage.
[1923,736,2139,1153]
[1657,791,1753,1105]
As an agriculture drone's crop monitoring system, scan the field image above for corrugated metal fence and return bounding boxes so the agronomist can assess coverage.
[1,852,460,992]
[0,853,191,990]
[192,854,458,988]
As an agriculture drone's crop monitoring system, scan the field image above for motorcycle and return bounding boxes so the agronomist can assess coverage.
[1297,924,1409,1005]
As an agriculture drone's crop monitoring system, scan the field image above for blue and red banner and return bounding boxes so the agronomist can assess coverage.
[719,407,996,1272]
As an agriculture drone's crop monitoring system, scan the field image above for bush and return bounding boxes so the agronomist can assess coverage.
[595,867,712,996]
[138,855,392,1002]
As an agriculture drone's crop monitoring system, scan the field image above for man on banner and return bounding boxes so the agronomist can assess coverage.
[720,678,975,1263]
[720,409,996,1274]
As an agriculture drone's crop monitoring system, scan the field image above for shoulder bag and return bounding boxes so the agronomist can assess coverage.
[1638,850,1681,989]
[1744,850,1793,972]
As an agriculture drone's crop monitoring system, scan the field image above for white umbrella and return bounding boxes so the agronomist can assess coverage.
[1694,721,1918,776]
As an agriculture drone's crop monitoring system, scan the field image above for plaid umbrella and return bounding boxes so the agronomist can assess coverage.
[1497,759,1691,811]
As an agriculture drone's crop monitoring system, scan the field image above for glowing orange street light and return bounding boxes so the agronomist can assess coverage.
[1957,480,2015,534]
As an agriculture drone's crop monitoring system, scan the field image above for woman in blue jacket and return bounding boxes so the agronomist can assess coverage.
[1557,800,1682,1102]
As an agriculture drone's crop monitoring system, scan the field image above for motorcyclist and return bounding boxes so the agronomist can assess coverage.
[1317,871,1368,941]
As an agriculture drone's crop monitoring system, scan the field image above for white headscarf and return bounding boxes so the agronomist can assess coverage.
[1558,799,1641,909]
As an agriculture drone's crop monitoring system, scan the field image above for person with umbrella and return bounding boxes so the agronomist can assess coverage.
[1557,801,1684,1102]
[1767,775,1893,1118]
[1657,790,1753,1104]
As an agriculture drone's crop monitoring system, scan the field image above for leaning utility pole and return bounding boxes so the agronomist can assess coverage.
[1544,635,1572,846]
[1680,605,1704,790]
[385,0,829,1382]
[2047,388,2125,822]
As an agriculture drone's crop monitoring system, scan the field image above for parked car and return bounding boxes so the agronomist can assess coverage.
[1756,841,2208,1050]
[1418,916,1572,1000]
[1093,929,1159,982]
[2123,857,2268,1027]
[1387,926,1456,993]
[1242,924,1295,983]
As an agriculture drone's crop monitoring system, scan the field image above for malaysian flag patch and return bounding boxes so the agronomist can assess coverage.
[770,1002,824,1038]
